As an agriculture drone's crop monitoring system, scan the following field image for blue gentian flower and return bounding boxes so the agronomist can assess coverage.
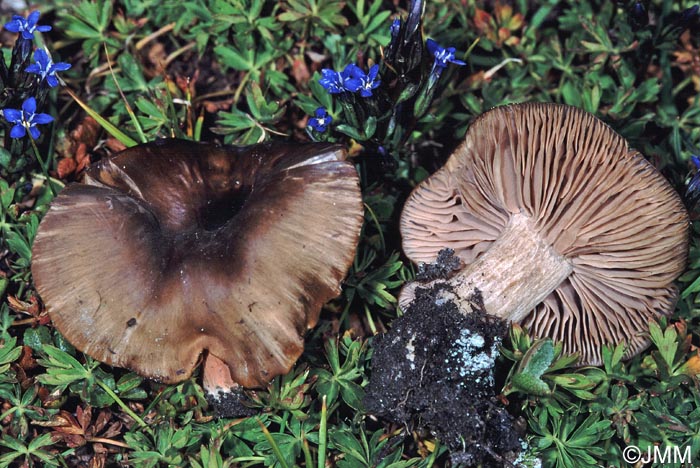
[340,64,364,92]
[627,0,649,29]
[319,69,348,94]
[682,4,700,23]
[426,39,466,69]
[4,11,51,40]
[345,64,381,97]
[631,1,644,12]
[308,107,332,132]
[2,97,54,139]
[390,18,401,37]
[630,1,646,18]
[319,63,382,97]
[26,49,71,88]
[319,64,368,94]
[685,155,700,208]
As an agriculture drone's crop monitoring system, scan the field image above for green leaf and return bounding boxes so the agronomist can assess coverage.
[511,372,551,396]
[214,45,252,71]
[521,339,555,377]
[507,339,555,396]
[65,88,138,147]
[117,372,143,393]
[648,321,678,368]
[601,343,625,373]
[36,345,94,389]
[363,116,377,139]
[335,124,365,140]
[0,337,21,368]
[4,230,31,262]
[0,180,14,210]
[0,148,10,170]
[339,380,364,410]
[313,338,367,409]
[23,326,53,352]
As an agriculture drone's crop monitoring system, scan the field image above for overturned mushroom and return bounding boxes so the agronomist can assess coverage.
[32,139,363,409]
[400,103,689,365]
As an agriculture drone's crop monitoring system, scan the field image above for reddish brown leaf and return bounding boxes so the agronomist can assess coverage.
[76,142,90,165]
[292,57,311,84]
[17,346,36,371]
[203,98,234,113]
[57,157,78,179]
[70,116,101,146]
[473,9,493,33]
[146,42,167,75]
[89,452,106,468]
[35,410,84,435]
[100,420,123,439]
[7,296,32,314]
[104,138,127,153]
[91,409,112,436]
[76,406,92,433]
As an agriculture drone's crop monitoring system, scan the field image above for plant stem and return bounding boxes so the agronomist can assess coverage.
[233,73,251,106]
[87,436,131,448]
[301,434,313,468]
[104,44,147,144]
[364,202,385,253]
[29,137,56,197]
[317,395,327,468]
[425,440,440,467]
[257,418,290,468]
[364,304,378,335]
[95,380,148,429]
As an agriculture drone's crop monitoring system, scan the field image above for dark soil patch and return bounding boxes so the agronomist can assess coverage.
[207,388,258,418]
[415,248,462,281]
[364,281,522,466]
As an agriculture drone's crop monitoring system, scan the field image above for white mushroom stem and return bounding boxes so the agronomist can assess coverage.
[400,213,573,321]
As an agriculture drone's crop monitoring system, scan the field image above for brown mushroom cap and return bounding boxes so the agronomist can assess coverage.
[32,139,363,387]
[400,103,689,365]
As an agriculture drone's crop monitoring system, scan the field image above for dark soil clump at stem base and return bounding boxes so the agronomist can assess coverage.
[415,248,462,282]
[206,388,259,418]
[364,282,522,466]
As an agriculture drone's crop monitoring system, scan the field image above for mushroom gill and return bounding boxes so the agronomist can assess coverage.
[400,103,689,365]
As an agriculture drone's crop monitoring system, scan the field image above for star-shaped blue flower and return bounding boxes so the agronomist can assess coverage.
[3,97,54,139]
[345,64,381,97]
[4,11,51,40]
[320,64,376,94]
[26,49,71,88]
[308,107,332,132]
[426,38,466,69]
[340,64,363,92]
[319,69,348,94]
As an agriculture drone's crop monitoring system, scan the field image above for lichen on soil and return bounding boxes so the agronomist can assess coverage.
[365,251,523,465]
